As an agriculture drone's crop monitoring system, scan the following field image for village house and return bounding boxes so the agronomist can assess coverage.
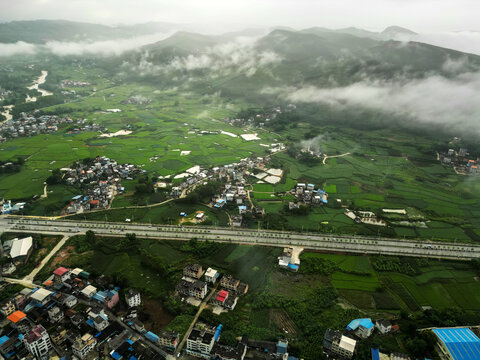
[184,263,203,279]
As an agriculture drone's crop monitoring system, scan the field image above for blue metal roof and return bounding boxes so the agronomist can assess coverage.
[347,318,374,331]
[0,335,9,346]
[433,328,480,360]
[371,348,380,360]
[287,264,299,270]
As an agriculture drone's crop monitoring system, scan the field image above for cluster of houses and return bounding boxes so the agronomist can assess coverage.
[122,96,151,105]
[186,321,300,360]
[0,113,100,143]
[0,198,27,216]
[61,156,143,214]
[0,87,13,101]
[0,265,177,359]
[323,318,403,359]
[60,80,92,88]
[289,183,328,209]
[440,147,479,175]
[223,104,296,130]
[175,264,248,313]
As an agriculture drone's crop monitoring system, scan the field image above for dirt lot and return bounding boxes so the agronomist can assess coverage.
[141,298,175,333]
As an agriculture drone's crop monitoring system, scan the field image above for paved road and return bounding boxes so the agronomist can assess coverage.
[1,216,479,260]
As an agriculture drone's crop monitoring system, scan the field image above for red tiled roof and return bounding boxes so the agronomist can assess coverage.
[44,280,53,286]
[7,310,26,323]
[90,200,99,205]
[53,267,69,276]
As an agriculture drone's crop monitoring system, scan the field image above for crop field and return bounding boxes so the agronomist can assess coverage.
[0,80,277,202]
[297,252,480,311]
[69,201,230,226]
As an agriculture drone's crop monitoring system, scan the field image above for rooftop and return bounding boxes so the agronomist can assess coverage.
[9,236,33,258]
[339,335,356,353]
[30,288,52,302]
[7,310,26,323]
[433,327,480,360]
[53,267,69,276]
[346,318,374,331]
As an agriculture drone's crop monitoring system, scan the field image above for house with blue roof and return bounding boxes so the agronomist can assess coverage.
[347,318,375,338]
[433,327,480,360]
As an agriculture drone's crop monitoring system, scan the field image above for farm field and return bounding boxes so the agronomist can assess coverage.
[299,252,480,311]
[1,60,480,245]
[28,229,480,360]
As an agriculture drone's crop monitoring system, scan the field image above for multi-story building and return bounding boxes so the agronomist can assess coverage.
[23,325,52,360]
[125,288,141,307]
[72,333,97,359]
[53,267,71,282]
[158,330,179,350]
[220,275,239,292]
[204,268,218,284]
[176,280,208,300]
[48,306,64,323]
[7,310,30,334]
[190,281,207,299]
[0,299,16,317]
[323,329,356,359]
[186,324,217,359]
[184,264,203,279]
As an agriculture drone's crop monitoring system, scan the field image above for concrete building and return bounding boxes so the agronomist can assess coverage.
[204,267,218,284]
[186,324,217,358]
[72,333,97,359]
[184,264,203,279]
[81,284,97,298]
[346,318,375,338]
[53,267,71,282]
[375,319,392,334]
[7,310,30,334]
[47,306,64,323]
[1,299,16,317]
[30,288,53,306]
[22,325,52,360]
[125,288,141,308]
[323,329,356,359]
[158,330,179,350]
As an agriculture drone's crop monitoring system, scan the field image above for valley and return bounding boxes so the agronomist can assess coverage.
[1,18,480,360]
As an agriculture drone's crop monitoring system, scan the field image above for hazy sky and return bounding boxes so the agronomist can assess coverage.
[1,0,478,33]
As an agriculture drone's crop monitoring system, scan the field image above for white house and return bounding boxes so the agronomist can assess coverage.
[125,289,141,308]
[204,268,218,284]
[375,319,392,334]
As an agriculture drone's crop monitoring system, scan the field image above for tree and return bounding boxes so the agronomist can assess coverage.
[85,230,96,246]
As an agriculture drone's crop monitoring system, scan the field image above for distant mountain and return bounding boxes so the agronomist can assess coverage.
[381,25,417,37]
[301,25,417,41]
[0,20,179,43]
[136,28,480,99]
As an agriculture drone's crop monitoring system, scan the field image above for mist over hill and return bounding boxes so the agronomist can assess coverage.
[1,20,480,137]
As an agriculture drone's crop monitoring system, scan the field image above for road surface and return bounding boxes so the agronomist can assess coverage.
[1,216,479,260]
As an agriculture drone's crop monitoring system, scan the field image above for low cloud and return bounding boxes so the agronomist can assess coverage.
[125,36,282,78]
[391,31,480,56]
[0,41,37,56]
[0,32,174,57]
[268,71,480,136]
